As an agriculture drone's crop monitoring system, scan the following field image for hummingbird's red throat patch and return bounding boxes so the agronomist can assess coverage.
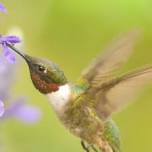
[30,73,59,94]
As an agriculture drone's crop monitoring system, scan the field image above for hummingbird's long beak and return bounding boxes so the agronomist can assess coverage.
[6,43,30,62]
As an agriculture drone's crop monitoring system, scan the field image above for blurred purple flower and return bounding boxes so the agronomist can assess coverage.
[0,35,21,44]
[0,52,42,124]
[3,98,41,124]
[0,100,4,117]
[0,55,17,101]
[14,104,41,124]
[3,45,16,64]
[0,3,41,124]
[0,3,21,63]
[0,3,7,13]
[0,35,21,63]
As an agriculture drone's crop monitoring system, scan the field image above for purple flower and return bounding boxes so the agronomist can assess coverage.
[0,1,41,125]
[3,45,16,64]
[0,100,4,117]
[0,51,42,124]
[0,3,7,13]
[14,104,41,124]
[3,98,41,124]
[0,35,21,44]
[0,3,21,63]
[0,54,17,101]
[0,35,21,63]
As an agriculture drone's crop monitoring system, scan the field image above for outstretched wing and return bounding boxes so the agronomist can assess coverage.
[82,31,139,87]
[94,66,152,119]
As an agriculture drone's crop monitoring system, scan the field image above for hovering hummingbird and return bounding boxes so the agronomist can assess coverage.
[7,31,152,152]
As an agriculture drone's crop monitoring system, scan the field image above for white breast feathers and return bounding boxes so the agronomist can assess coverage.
[47,84,71,112]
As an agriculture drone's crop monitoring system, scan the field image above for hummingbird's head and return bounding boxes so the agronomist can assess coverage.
[8,44,68,94]
[26,56,68,94]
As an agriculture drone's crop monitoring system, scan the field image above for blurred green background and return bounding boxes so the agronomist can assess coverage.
[1,0,152,152]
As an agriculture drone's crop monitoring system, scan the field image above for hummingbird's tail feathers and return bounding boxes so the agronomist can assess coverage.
[95,65,152,117]
[81,30,140,88]
[102,120,121,152]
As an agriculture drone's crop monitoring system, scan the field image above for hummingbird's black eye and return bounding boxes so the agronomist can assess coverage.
[38,65,47,73]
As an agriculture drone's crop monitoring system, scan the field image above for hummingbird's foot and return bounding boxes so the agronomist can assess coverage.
[81,141,90,152]
[91,145,99,152]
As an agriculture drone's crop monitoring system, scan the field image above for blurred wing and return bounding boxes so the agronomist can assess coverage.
[95,66,152,118]
[82,31,139,87]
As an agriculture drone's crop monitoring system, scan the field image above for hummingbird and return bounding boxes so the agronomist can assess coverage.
[6,31,152,152]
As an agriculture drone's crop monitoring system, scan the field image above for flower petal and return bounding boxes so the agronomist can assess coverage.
[0,3,7,13]
[0,100,4,117]
[6,53,16,64]
[0,35,21,44]
[15,105,42,124]
[2,45,16,64]
[3,98,42,124]
[0,35,21,63]
[0,55,17,101]
[5,36,21,44]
